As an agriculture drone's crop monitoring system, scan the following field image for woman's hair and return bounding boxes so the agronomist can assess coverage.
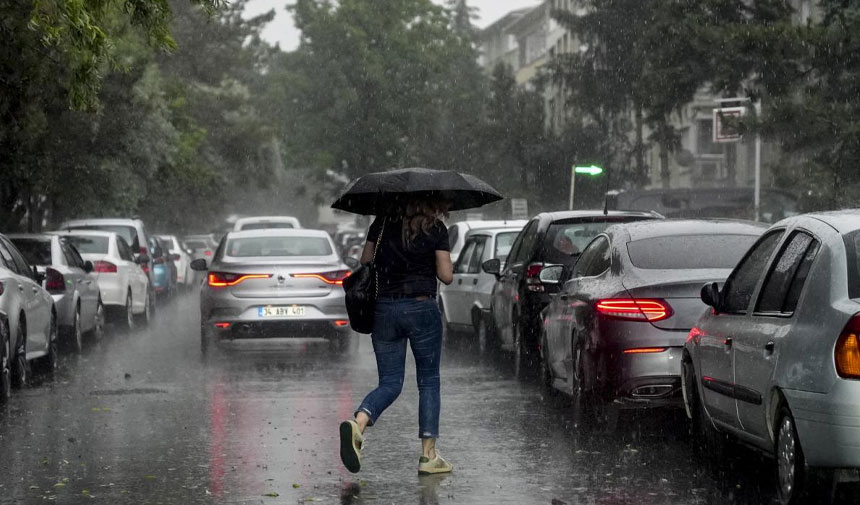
[392,198,450,246]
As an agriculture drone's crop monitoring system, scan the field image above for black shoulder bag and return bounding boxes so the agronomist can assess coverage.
[342,217,385,334]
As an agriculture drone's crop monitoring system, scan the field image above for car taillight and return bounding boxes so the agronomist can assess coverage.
[596,298,673,322]
[525,263,545,292]
[45,268,65,293]
[94,261,117,273]
[208,272,272,287]
[835,314,860,379]
[204,250,213,257]
[292,270,352,285]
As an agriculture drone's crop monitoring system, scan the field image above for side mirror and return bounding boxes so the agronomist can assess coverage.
[137,254,150,265]
[701,282,722,312]
[481,258,501,278]
[190,258,208,271]
[539,265,564,285]
[83,260,94,274]
[170,253,181,261]
[343,257,360,270]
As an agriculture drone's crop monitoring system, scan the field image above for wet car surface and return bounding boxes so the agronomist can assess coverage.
[0,292,857,505]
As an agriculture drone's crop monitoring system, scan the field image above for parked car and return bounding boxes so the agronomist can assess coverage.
[60,218,157,310]
[157,237,179,295]
[53,230,152,328]
[184,234,219,286]
[9,234,103,351]
[157,234,192,288]
[682,210,860,504]
[192,229,353,353]
[447,220,527,263]
[148,236,172,301]
[233,216,302,231]
[539,219,765,427]
[483,211,659,364]
[438,224,525,352]
[0,233,57,396]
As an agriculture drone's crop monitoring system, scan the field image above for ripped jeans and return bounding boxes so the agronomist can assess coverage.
[356,296,443,439]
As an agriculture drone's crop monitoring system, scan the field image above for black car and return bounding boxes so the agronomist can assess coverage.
[482,211,659,363]
[538,219,765,427]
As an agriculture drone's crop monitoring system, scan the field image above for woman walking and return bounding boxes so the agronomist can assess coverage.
[339,198,454,475]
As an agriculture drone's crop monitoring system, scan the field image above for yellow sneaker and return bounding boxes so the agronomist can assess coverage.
[418,451,453,475]
[339,420,364,473]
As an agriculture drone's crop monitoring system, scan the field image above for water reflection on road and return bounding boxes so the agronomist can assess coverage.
[0,293,856,504]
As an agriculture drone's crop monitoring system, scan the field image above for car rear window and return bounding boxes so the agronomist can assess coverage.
[69,225,139,250]
[240,222,295,231]
[627,234,759,270]
[845,230,860,299]
[65,235,109,255]
[495,232,519,263]
[185,240,209,249]
[226,237,332,257]
[542,219,629,264]
[10,238,52,266]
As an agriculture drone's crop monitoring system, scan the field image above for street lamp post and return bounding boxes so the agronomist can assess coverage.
[569,165,604,210]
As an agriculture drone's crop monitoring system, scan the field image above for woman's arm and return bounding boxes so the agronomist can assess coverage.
[436,250,454,285]
[360,241,375,265]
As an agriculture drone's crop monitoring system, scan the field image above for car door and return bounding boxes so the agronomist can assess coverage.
[118,237,146,310]
[446,238,477,326]
[697,230,783,429]
[734,230,820,441]
[460,236,487,323]
[474,234,498,311]
[2,237,51,352]
[63,241,99,326]
[497,220,540,347]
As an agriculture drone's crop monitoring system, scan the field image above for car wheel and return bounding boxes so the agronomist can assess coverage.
[89,300,105,341]
[570,344,616,432]
[512,315,523,376]
[36,312,59,375]
[776,406,835,505]
[136,290,153,326]
[474,316,488,355]
[683,358,727,460]
[11,321,29,388]
[0,321,11,403]
[69,305,83,353]
[124,292,135,330]
[540,332,557,396]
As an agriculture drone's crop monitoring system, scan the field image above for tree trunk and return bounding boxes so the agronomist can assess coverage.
[660,142,670,189]
[634,106,646,185]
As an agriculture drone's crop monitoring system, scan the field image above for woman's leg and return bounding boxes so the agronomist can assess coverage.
[355,303,408,429]
[405,299,443,447]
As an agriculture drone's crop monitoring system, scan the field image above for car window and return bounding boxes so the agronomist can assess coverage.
[845,231,860,300]
[65,242,87,269]
[627,234,760,270]
[117,237,134,261]
[10,238,53,266]
[573,236,609,278]
[69,225,139,251]
[721,230,783,314]
[468,237,488,274]
[756,231,819,314]
[66,235,110,255]
[513,220,539,264]
[3,238,34,278]
[454,239,477,274]
[448,225,460,251]
[503,224,528,271]
[494,232,518,264]
[0,239,18,272]
[225,236,332,257]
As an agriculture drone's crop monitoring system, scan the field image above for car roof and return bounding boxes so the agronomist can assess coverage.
[226,229,332,240]
[235,216,300,223]
[466,227,526,237]
[804,209,860,234]
[451,220,527,230]
[62,218,143,226]
[7,233,55,241]
[610,219,767,242]
[541,210,658,221]
[51,230,116,238]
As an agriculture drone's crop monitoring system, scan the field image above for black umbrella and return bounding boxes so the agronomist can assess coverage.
[331,167,503,215]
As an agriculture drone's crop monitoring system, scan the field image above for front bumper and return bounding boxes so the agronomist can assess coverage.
[784,382,860,469]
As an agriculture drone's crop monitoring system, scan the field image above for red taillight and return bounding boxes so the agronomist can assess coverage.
[526,263,544,278]
[334,320,350,327]
[687,327,702,344]
[526,263,545,292]
[292,270,352,285]
[214,322,231,329]
[596,298,673,322]
[204,250,213,257]
[45,268,65,293]
[623,347,668,354]
[139,247,150,274]
[835,314,860,379]
[93,260,117,273]
[208,272,272,287]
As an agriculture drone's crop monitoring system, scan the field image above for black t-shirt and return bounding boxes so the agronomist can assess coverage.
[366,216,450,297]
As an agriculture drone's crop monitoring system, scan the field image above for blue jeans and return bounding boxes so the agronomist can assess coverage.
[356,297,443,439]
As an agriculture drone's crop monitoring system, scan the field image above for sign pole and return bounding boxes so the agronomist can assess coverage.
[754,101,762,222]
[568,167,576,210]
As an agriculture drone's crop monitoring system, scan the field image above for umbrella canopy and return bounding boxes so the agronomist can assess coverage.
[331,168,503,215]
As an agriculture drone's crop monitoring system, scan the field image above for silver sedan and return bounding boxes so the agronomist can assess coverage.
[682,210,860,504]
[192,229,354,352]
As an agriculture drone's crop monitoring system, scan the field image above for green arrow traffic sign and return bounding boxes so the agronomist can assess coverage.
[573,165,604,176]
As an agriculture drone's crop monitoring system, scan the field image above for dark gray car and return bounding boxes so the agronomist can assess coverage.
[539,219,765,427]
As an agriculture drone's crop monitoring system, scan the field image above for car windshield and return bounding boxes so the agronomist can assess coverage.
[494,232,519,263]
[240,222,295,230]
[10,238,52,266]
[627,234,759,269]
[226,236,332,257]
[64,235,109,255]
[69,225,138,250]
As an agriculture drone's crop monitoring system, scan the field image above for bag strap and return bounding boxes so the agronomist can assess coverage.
[372,216,386,300]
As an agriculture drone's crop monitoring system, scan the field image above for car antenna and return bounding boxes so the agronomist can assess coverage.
[602,164,611,216]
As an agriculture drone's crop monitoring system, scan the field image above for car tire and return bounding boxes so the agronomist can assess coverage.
[88,300,105,342]
[570,343,617,432]
[683,359,727,462]
[68,305,83,353]
[136,290,153,326]
[35,312,58,376]
[0,320,11,403]
[123,292,135,331]
[776,406,835,505]
[540,333,557,396]
[11,320,29,389]
[474,315,489,355]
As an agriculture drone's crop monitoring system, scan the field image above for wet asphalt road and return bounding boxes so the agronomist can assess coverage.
[0,292,857,504]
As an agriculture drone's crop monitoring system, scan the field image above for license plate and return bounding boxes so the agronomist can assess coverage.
[258,306,305,318]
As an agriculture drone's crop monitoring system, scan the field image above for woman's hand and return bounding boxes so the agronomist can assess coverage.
[435,250,453,285]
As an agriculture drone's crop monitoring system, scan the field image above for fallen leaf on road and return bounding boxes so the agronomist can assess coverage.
[292,483,301,489]
[262,492,279,497]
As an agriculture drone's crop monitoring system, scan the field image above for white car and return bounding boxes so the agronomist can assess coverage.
[233,216,302,232]
[438,224,525,352]
[8,234,103,352]
[447,220,527,263]
[53,231,152,329]
[157,235,192,287]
